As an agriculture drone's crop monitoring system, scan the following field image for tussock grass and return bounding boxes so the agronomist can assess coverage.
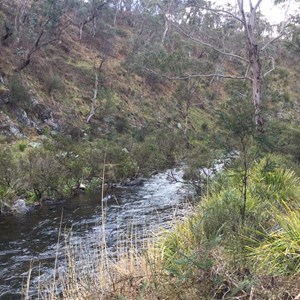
[27,155,300,299]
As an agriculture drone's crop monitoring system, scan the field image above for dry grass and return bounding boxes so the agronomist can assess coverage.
[26,215,300,300]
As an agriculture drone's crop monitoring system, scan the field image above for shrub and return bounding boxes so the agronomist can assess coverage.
[246,206,300,275]
[44,75,65,95]
[9,77,30,107]
[0,146,16,199]
[22,148,64,200]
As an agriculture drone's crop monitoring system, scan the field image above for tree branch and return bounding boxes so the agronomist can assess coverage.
[261,24,287,51]
[200,7,243,23]
[168,19,249,63]
[263,56,275,77]
[144,67,252,81]
[253,0,263,12]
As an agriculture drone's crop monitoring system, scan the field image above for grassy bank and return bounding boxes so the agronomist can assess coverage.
[0,128,184,214]
[30,155,300,299]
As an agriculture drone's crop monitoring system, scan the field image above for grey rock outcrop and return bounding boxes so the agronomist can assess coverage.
[12,199,29,214]
[0,112,24,138]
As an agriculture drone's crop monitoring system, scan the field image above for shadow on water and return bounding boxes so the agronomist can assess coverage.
[0,167,194,299]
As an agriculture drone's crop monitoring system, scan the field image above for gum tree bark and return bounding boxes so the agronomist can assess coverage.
[238,0,264,129]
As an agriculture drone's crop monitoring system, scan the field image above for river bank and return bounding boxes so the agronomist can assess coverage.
[35,156,300,300]
[0,167,191,299]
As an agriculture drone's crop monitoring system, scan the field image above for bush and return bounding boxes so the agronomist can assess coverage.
[9,77,30,107]
[246,206,300,275]
[44,75,65,95]
[0,146,16,205]
[22,148,64,200]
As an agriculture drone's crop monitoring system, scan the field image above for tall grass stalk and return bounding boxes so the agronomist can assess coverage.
[101,151,108,271]
[51,210,64,299]
[24,261,32,300]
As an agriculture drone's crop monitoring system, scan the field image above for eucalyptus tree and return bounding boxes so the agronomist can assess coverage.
[15,0,72,71]
[72,0,111,39]
[158,0,291,130]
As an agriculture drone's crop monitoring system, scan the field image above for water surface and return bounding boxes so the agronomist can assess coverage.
[0,167,192,299]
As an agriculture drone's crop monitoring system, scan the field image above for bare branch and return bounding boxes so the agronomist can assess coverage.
[87,56,107,123]
[261,23,287,51]
[253,0,263,12]
[263,56,275,77]
[191,6,243,23]
[237,0,252,44]
[244,63,250,78]
[144,67,252,81]
[168,20,249,63]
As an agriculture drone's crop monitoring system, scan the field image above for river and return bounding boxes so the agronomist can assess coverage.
[0,167,193,299]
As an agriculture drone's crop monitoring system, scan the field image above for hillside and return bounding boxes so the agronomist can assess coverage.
[1,1,300,299]
[0,4,178,140]
[0,0,300,213]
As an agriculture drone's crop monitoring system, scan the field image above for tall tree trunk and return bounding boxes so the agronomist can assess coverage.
[249,44,263,129]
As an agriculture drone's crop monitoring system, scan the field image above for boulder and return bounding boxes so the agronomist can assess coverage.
[16,108,35,127]
[28,141,43,148]
[0,112,24,138]
[12,199,29,214]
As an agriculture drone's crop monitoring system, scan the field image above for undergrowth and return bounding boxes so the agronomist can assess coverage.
[27,155,300,299]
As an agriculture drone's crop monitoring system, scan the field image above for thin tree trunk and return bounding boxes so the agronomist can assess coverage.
[92,17,96,37]
[241,141,248,224]
[79,23,84,40]
[113,0,122,27]
[87,58,106,123]
[161,20,169,45]
[249,44,263,129]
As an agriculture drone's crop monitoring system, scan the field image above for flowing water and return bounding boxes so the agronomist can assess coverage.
[0,167,193,299]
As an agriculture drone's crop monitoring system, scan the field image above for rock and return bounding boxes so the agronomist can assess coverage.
[0,85,10,104]
[9,124,23,137]
[44,118,59,130]
[12,199,29,214]
[39,108,53,121]
[73,183,86,194]
[150,170,159,176]
[16,108,34,127]
[30,97,39,107]
[0,201,12,216]
[32,103,53,121]
[0,112,24,137]
[123,178,147,187]
[28,141,43,148]
[102,194,119,204]
[0,112,24,138]
[122,148,129,154]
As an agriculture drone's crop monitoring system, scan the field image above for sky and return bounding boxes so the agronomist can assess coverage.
[214,0,299,24]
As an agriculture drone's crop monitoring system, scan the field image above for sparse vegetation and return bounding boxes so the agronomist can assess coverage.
[27,155,300,299]
[44,75,65,95]
[0,0,299,298]
[8,77,30,107]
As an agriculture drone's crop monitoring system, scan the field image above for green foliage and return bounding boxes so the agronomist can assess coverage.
[0,146,15,197]
[215,96,256,152]
[44,75,65,95]
[250,157,300,209]
[201,188,243,240]
[9,77,30,107]
[17,141,27,152]
[22,148,63,200]
[115,115,129,133]
[131,129,184,175]
[246,206,300,275]
[160,154,300,294]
